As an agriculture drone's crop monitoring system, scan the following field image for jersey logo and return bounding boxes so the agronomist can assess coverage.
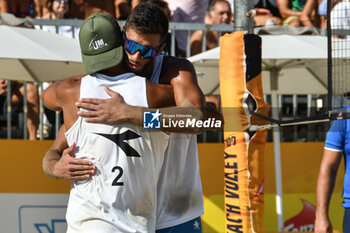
[95,130,141,157]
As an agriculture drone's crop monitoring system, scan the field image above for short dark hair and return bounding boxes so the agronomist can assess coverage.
[125,2,169,43]
[142,0,168,10]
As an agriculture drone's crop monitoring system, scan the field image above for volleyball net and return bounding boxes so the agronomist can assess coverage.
[327,0,350,120]
[250,0,350,131]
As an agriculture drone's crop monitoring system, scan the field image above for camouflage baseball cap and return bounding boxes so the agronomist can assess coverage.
[79,12,123,74]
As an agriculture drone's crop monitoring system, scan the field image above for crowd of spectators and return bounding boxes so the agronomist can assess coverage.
[0,0,340,57]
[0,0,346,140]
[1,0,339,58]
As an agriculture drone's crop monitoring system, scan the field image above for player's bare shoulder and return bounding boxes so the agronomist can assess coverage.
[160,56,197,84]
[59,75,84,92]
[42,74,85,111]
[56,74,84,104]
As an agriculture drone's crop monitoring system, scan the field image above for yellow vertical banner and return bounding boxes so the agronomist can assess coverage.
[220,32,267,232]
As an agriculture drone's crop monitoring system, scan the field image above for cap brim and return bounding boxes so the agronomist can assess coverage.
[82,45,123,74]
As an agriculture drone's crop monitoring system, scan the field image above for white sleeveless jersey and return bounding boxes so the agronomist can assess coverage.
[65,73,169,233]
[151,56,204,229]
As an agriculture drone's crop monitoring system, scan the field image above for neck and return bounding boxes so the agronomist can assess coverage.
[100,64,126,76]
[139,60,155,80]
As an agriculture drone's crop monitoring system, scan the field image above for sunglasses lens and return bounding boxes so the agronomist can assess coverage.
[124,38,157,59]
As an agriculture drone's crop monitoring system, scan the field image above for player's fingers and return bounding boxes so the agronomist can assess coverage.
[70,174,92,181]
[76,102,100,111]
[63,143,76,156]
[104,86,120,98]
[69,158,94,166]
[78,98,102,105]
[77,110,99,118]
[70,168,95,175]
[73,164,95,171]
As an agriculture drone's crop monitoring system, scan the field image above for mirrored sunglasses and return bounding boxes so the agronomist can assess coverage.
[123,31,160,59]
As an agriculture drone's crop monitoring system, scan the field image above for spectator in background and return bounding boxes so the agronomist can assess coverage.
[66,0,140,19]
[318,0,339,29]
[0,0,41,17]
[164,0,209,57]
[66,0,115,19]
[190,0,232,56]
[318,0,328,28]
[254,0,283,26]
[115,0,140,19]
[39,0,79,37]
[190,0,231,110]
[0,80,39,140]
[276,0,318,27]
[330,0,350,38]
[0,12,39,140]
[37,0,79,138]
[41,0,71,19]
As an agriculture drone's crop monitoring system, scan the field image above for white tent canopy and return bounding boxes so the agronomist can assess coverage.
[0,25,84,139]
[188,34,329,95]
[0,25,84,82]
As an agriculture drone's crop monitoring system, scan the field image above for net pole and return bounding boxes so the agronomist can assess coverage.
[270,67,284,232]
[327,0,332,112]
[234,0,254,33]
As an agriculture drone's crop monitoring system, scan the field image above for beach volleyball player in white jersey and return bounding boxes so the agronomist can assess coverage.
[42,12,175,232]
[43,3,222,233]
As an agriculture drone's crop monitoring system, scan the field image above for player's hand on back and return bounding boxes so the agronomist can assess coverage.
[76,86,130,124]
[53,143,96,181]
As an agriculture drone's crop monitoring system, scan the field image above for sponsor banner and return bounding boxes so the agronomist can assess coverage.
[0,193,68,233]
[220,32,267,233]
[0,140,345,232]
[198,142,344,233]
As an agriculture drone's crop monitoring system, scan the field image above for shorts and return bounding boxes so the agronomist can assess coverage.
[344,208,350,232]
[156,217,202,233]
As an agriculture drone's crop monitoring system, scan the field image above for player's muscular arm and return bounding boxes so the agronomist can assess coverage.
[146,81,175,108]
[163,56,223,125]
[315,149,342,233]
[162,57,205,110]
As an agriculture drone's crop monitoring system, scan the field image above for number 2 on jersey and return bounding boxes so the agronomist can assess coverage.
[112,166,124,186]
